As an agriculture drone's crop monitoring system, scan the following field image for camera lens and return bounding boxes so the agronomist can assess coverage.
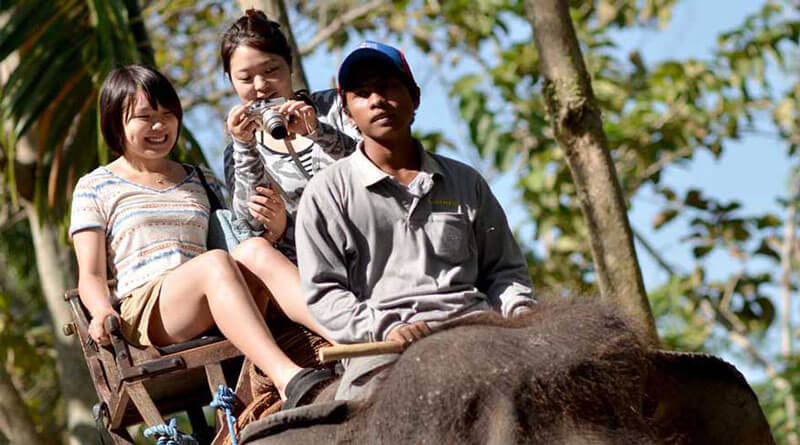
[263,110,287,139]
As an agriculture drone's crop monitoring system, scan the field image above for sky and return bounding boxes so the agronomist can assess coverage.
[188,0,789,380]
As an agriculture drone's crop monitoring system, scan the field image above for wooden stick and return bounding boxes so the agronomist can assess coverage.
[318,341,405,363]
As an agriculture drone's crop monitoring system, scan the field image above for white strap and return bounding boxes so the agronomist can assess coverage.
[283,138,312,180]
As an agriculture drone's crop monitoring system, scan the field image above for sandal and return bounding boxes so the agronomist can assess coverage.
[282,368,336,411]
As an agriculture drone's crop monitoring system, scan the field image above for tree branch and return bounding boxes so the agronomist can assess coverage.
[780,174,799,445]
[632,227,676,275]
[181,89,230,111]
[632,146,694,189]
[0,208,25,232]
[299,0,390,56]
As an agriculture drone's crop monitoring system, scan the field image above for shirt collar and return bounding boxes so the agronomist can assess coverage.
[419,142,444,179]
[351,139,444,188]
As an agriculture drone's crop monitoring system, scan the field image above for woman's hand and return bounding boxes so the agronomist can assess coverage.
[88,308,120,346]
[274,99,319,136]
[227,103,259,144]
[248,185,287,243]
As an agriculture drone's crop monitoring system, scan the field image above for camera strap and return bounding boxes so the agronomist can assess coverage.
[182,164,222,212]
[283,138,312,180]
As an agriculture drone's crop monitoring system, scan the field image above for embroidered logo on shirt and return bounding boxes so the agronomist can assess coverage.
[431,199,460,212]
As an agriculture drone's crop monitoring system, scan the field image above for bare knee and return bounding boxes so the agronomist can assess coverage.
[202,249,241,284]
[232,238,282,272]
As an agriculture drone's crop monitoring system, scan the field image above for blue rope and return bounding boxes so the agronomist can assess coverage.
[143,418,198,445]
[211,384,239,445]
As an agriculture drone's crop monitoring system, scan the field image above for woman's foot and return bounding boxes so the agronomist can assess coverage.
[274,365,304,400]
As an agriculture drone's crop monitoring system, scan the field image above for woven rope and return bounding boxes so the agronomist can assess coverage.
[143,418,198,445]
[211,385,239,445]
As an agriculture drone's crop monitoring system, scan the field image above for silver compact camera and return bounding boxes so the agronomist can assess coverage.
[244,97,288,139]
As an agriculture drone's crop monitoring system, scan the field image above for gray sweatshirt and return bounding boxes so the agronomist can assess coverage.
[296,142,535,344]
[223,89,360,260]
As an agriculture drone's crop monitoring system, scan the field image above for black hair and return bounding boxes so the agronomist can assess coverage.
[99,64,182,155]
[220,9,292,78]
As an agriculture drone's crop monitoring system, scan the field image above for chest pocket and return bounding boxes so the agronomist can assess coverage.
[424,212,471,264]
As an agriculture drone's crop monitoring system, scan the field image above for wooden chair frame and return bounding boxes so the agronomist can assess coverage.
[63,283,255,444]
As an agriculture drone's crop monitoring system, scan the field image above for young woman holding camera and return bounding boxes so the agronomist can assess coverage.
[217,9,358,352]
[221,9,359,263]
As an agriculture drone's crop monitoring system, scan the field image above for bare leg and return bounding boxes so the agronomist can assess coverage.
[148,249,301,397]
[231,238,334,344]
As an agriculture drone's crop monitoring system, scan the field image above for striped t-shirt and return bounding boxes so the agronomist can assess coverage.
[69,166,224,299]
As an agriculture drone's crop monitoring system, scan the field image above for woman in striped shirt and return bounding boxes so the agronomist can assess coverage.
[70,65,331,407]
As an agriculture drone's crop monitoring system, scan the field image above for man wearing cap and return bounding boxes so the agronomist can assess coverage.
[295,41,535,399]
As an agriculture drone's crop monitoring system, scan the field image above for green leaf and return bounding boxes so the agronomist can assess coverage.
[653,208,678,229]
[756,214,782,229]
[753,239,780,261]
[684,189,709,210]
[692,245,713,259]
[751,297,776,328]
[0,0,205,225]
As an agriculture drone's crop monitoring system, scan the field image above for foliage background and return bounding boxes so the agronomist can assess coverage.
[2,0,800,442]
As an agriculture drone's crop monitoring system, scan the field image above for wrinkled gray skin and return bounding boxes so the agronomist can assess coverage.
[243,303,774,444]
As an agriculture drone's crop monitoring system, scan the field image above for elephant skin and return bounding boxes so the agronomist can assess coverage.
[241,302,774,444]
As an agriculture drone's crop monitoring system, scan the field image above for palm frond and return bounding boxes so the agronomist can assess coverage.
[0,0,208,224]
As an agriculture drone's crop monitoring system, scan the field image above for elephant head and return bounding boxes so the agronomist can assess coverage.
[240,302,774,444]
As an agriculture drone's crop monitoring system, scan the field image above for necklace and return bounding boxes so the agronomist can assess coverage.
[120,160,172,186]
[151,172,170,185]
[151,168,170,185]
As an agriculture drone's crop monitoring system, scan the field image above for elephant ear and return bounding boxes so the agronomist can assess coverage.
[644,350,774,445]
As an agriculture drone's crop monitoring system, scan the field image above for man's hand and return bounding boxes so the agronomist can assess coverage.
[386,321,433,346]
[88,308,120,346]
[249,185,287,243]
[511,304,535,319]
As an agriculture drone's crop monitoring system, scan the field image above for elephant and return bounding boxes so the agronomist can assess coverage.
[238,302,774,444]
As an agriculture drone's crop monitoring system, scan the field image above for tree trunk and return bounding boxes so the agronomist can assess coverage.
[16,138,95,444]
[524,0,658,346]
[22,200,97,445]
[0,365,44,445]
[2,39,96,443]
[237,0,309,91]
[0,246,42,444]
[780,176,799,445]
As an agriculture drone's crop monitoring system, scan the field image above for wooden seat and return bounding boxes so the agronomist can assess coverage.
[62,281,253,444]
